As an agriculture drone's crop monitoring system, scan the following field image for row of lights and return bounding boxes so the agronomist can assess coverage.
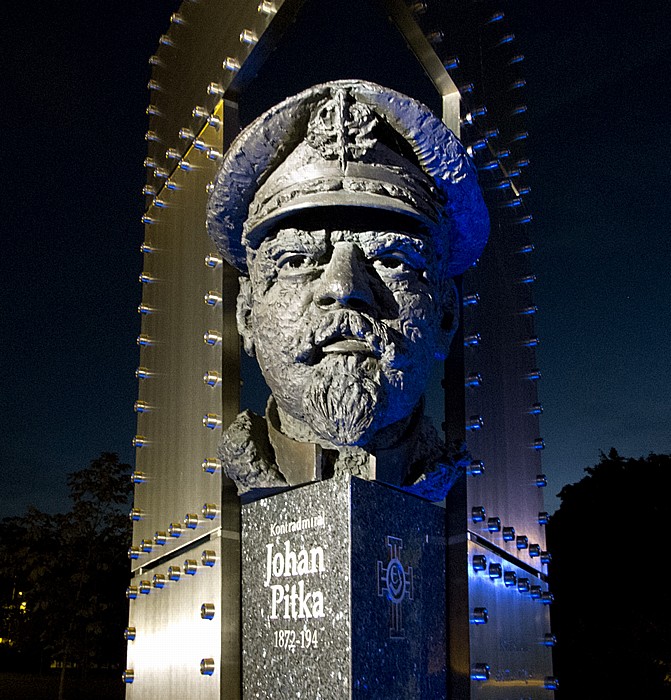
[129,456,222,486]
[143,82,223,211]
[469,663,558,690]
[201,249,224,425]
[127,503,220,560]
[471,553,553,602]
[471,507,551,566]
[445,6,531,208]
[126,547,218,594]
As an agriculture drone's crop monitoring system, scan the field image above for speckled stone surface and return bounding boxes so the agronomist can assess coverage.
[241,476,446,699]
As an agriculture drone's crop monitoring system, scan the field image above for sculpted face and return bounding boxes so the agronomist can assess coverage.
[238,209,457,447]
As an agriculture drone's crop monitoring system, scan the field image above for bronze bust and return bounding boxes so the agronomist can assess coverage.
[207,80,489,500]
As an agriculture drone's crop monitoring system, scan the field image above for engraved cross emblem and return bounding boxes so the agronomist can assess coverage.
[377,536,414,639]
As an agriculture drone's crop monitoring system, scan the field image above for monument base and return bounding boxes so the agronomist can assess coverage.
[241,476,446,699]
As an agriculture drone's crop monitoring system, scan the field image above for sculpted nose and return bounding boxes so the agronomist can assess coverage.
[313,242,375,312]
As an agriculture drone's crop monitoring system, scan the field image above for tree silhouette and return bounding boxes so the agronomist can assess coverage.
[548,449,671,698]
[0,453,132,697]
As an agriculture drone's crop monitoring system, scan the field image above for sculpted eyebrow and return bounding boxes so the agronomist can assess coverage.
[362,232,427,258]
[263,230,327,259]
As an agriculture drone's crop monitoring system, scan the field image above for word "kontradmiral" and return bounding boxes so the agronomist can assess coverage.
[270,513,325,537]
[265,540,325,620]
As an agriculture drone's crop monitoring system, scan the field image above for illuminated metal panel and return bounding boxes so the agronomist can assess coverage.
[126,535,230,699]
[131,97,240,698]
[144,0,288,200]
[132,1,555,699]
[439,1,554,695]
[145,0,460,180]
[466,538,554,699]
[463,239,548,571]
[455,0,547,572]
[132,111,226,570]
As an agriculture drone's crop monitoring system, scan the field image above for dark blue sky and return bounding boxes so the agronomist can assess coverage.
[521,1,671,510]
[1,0,669,517]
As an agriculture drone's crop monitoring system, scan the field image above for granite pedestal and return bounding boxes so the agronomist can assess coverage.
[241,476,446,699]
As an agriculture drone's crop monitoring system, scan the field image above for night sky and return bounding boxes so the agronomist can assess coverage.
[1,0,669,518]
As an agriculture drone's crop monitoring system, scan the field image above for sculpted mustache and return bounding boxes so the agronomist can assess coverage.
[294,310,391,363]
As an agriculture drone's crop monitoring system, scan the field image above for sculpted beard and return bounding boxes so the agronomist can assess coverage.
[256,307,423,446]
[290,308,428,445]
[302,353,384,446]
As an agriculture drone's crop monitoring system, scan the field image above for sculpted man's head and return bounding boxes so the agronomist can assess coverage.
[207,80,488,494]
[240,206,453,448]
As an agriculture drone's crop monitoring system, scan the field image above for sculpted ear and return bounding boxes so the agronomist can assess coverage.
[435,278,459,361]
[236,277,256,357]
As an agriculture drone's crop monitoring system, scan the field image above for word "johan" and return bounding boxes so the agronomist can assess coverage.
[264,541,325,587]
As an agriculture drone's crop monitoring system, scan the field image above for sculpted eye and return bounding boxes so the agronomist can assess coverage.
[372,252,423,275]
[377,257,403,269]
[284,254,311,269]
[277,252,321,277]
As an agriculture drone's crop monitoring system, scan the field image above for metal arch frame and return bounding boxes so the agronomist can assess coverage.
[133,2,462,699]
